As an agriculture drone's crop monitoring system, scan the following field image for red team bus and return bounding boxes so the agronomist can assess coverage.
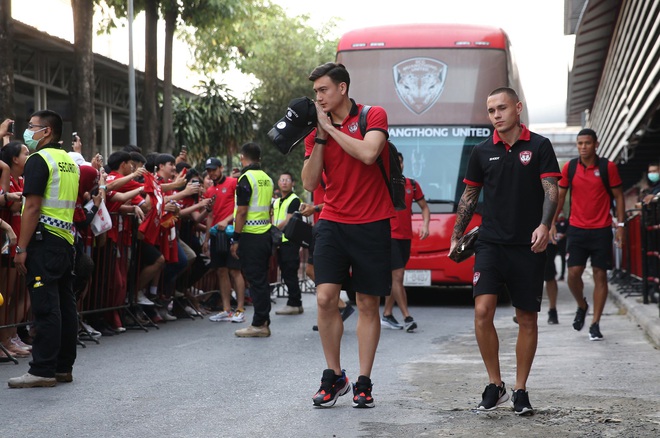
[336,24,527,288]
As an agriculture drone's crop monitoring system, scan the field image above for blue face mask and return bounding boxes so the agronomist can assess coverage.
[23,128,46,150]
[648,172,660,183]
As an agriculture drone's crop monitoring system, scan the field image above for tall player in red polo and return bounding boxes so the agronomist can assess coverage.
[303,62,393,409]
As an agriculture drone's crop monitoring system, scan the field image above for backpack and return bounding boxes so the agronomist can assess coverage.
[567,156,614,212]
[359,105,406,211]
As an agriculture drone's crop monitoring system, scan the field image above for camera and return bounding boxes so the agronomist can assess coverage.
[7,122,14,135]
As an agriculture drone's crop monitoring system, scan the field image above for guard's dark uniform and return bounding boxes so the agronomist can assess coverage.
[22,144,79,377]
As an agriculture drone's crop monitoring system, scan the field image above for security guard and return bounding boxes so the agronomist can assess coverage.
[231,142,274,337]
[9,110,80,388]
[272,172,303,315]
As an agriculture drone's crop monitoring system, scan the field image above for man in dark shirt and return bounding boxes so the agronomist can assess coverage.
[451,88,560,415]
[9,110,80,388]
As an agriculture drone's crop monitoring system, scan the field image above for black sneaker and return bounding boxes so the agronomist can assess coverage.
[404,316,417,332]
[312,369,350,407]
[511,389,534,415]
[589,322,604,341]
[572,299,589,331]
[548,308,559,325]
[352,375,375,408]
[341,304,355,322]
[477,382,509,410]
[381,314,403,330]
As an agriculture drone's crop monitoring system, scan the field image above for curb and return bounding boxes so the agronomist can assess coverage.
[608,288,660,348]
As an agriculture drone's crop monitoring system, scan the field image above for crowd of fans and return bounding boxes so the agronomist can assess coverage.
[0,130,270,362]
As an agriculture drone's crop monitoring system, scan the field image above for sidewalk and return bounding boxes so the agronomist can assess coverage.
[608,278,660,347]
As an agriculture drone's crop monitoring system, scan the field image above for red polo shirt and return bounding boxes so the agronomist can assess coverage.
[391,178,425,239]
[204,176,237,225]
[559,158,621,229]
[304,100,394,224]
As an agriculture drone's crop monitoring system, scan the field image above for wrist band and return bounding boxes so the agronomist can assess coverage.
[314,205,321,213]
[232,232,241,242]
[314,137,327,145]
[3,193,7,203]
[99,185,107,191]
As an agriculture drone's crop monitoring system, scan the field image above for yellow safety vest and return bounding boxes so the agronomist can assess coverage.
[272,192,299,243]
[236,169,273,234]
[27,147,79,245]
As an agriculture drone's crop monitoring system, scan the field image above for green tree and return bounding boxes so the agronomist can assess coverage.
[234,9,338,193]
[101,0,254,153]
[71,0,96,156]
[171,80,256,169]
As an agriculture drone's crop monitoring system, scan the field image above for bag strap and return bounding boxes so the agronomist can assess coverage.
[358,105,390,193]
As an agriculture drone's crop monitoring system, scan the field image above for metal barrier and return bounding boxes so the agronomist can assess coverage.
[612,202,660,315]
[0,211,225,362]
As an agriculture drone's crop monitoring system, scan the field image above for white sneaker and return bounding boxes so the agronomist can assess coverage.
[79,322,101,339]
[184,306,200,316]
[209,310,232,322]
[231,310,245,323]
[189,287,205,296]
[174,290,185,298]
[10,334,32,351]
[137,290,155,306]
[158,308,177,321]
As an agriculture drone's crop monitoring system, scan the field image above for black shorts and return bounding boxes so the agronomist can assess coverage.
[566,226,613,270]
[391,238,411,270]
[138,241,162,268]
[209,237,241,270]
[307,230,316,265]
[472,241,545,312]
[313,219,391,296]
[544,243,557,281]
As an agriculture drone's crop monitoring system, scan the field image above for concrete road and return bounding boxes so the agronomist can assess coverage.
[0,277,658,437]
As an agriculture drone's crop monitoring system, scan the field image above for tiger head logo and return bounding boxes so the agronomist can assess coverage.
[393,58,447,115]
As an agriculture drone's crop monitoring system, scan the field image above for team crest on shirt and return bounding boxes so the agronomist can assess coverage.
[222,187,227,193]
[594,170,601,177]
[348,122,359,134]
[519,151,532,165]
[473,272,480,286]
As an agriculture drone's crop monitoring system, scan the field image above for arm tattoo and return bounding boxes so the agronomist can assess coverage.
[452,185,481,240]
[541,177,558,227]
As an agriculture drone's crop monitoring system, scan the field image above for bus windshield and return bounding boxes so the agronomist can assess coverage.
[391,125,490,213]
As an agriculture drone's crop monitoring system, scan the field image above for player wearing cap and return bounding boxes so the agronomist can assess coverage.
[202,157,246,323]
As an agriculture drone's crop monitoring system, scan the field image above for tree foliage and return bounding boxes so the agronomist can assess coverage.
[171,80,257,170]
[236,8,338,193]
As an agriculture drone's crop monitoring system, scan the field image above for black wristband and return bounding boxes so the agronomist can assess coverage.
[232,232,241,242]
[314,205,321,213]
[314,137,327,145]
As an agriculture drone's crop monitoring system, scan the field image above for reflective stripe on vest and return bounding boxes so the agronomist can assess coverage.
[237,170,273,234]
[273,193,299,243]
[32,148,79,244]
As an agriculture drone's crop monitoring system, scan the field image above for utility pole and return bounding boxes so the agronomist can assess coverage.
[128,0,137,145]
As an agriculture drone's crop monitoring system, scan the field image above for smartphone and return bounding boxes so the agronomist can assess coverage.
[181,145,187,152]
[72,131,77,142]
[7,122,14,135]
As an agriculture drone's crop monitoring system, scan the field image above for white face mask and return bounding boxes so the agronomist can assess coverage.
[23,127,46,150]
